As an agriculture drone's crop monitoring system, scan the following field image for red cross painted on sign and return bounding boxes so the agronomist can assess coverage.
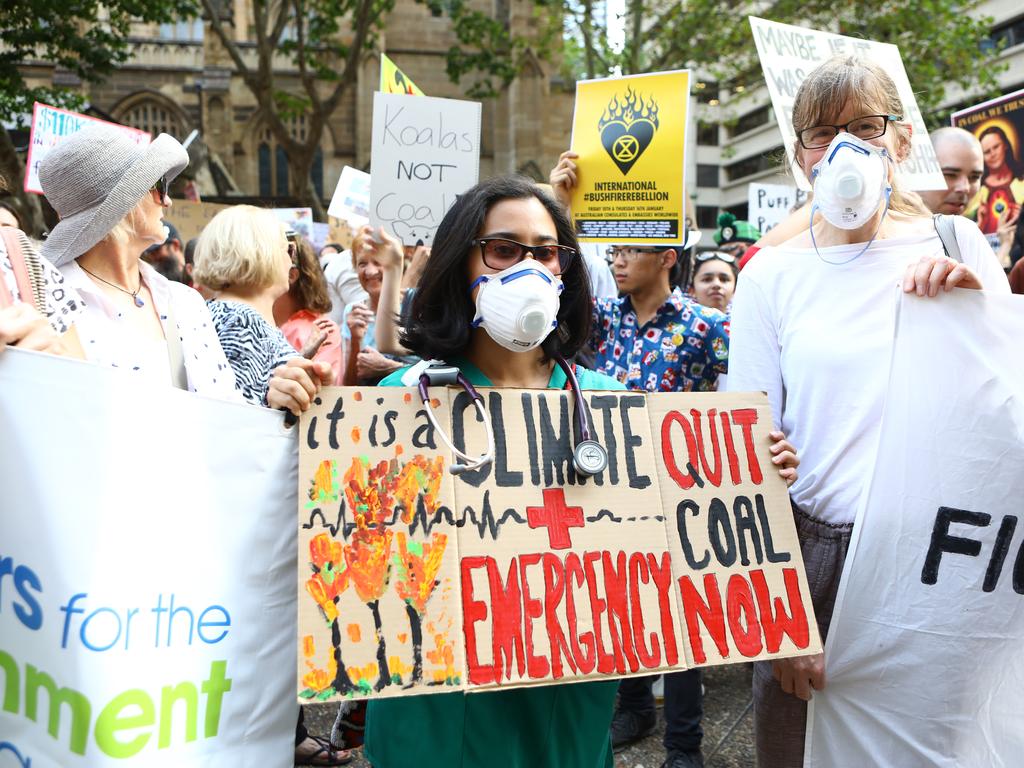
[526,488,585,550]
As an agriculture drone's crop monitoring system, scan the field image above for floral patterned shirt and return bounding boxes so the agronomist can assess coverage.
[591,286,729,392]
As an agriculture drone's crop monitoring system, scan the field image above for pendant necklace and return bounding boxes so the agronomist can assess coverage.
[80,264,146,307]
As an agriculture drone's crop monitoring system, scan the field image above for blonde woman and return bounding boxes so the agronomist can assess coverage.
[194,206,332,409]
[726,55,1009,766]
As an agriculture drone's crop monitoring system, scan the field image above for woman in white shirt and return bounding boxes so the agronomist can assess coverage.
[37,125,328,411]
[726,55,1009,767]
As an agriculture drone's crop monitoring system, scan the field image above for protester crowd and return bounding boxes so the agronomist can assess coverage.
[0,50,1018,768]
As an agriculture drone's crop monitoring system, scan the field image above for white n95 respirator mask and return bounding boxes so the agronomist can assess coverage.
[811,133,891,230]
[470,260,564,352]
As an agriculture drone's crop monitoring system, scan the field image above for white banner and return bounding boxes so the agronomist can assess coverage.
[25,103,151,195]
[327,166,371,229]
[747,182,807,234]
[748,17,945,192]
[806,290,1024,766]
[369,92,481,246]
[0,350,297,767]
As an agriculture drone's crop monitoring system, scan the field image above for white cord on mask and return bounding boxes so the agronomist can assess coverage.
[810,187,892,266]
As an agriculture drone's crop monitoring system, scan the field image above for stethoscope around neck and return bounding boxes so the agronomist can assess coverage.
[415,356,609,477]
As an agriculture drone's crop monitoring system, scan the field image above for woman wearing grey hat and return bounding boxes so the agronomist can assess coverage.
[38,124,331,413]
[38,123,240,396]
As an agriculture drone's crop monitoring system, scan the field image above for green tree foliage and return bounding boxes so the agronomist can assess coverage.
[552,0,1005,125]
[0,0,192,230]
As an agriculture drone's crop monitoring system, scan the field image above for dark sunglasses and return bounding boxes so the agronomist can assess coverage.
[150,176,170,202]
[474,238,576,276]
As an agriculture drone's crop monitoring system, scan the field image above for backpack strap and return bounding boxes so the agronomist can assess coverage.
[933,214,963,263]
[0,227,39,311]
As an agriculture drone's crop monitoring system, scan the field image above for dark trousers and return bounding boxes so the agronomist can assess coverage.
[618,670,703,752]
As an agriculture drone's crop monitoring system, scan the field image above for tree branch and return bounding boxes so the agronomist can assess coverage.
[324,0,377,115]
[293,0,323,111]
[199,0,253,78]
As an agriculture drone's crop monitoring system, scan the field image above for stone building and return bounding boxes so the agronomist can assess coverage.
[18,0,575,204]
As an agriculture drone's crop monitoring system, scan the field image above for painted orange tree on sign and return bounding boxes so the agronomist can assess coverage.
[303,452,448,697]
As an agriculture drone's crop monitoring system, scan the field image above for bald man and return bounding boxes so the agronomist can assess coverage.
[919,127,984,216]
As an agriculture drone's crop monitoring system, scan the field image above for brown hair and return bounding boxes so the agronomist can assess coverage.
[288,236,332,314]
[792,55,928,218]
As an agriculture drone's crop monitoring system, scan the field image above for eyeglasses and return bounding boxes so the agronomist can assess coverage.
[605,246,665,263]
[287,242,297,264]
[474,238,576,276]
[797,114,902,150]
[150,176,170,203]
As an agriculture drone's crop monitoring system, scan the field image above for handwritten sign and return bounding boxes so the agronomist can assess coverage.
[297,389,820,701]
[570,71,690,244]
[748,17,945,192]
[168,199,229,244]
[369,93,481,246]
[0,350,296,766]
[747,182,808,233]
[328,166,371,229]
[807,291,1024,766]
[25,102,151,194]
[951,88,1024,238]
[380,53,426,96]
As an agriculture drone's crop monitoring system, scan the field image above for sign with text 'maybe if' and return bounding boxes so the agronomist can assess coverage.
[0,351,296,767]
[806,290,1024,767]
[749,17,946,193]
[369,92,481,246]
[297,388,820,702]
[570,70,689,245]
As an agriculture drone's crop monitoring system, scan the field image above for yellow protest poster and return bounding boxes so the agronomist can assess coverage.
[570,70,689,245]
[380,53,426,96]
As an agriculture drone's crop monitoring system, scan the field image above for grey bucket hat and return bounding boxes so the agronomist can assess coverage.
[39,124,189,268]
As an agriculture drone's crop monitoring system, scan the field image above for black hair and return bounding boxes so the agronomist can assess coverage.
[979,126,1024,181]
[0,200,24,229]
[690,253,739,287]
[400,175,592,362]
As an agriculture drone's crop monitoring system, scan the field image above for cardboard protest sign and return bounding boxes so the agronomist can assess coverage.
[297,387,819,701]
[369,93,481,246]
[748,17,945,192]
[0,350,297,766]
[747,181,808,233]
[806,290,1024,766]
[951,88,1024,242]
[380,53,426,96]
[328,166,371,228]
[167,199,229,243]
[274,207,314,241]
[570,71,690,244]
[25,102,151,194]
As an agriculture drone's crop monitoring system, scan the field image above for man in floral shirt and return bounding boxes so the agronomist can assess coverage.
[592,244,728,393]
[591,239,726,768]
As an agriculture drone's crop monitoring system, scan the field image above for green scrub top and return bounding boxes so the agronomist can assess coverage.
[364,358,626,768]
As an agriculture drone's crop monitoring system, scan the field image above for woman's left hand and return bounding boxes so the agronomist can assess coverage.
[769,429,799,487]
[903,255,982,297]
[267,358,333,416]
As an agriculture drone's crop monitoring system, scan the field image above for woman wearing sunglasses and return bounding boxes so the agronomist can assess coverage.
[37,124,240,397]
[363,175,625,768]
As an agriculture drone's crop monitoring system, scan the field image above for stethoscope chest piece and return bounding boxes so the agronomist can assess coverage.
[573,439,608,476]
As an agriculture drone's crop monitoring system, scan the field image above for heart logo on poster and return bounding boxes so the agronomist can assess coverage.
[597,88,660,175]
